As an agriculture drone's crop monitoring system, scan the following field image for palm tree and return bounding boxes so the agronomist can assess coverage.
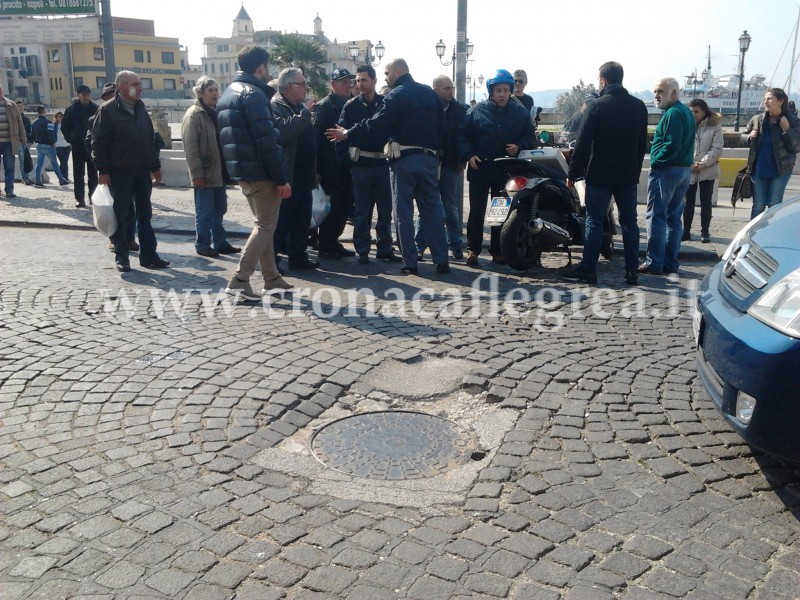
[270,33,328,100]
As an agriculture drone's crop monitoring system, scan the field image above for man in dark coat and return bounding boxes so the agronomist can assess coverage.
[313,68,355,259]
[564,61,648,285]
[61,84,98,207]
[217,45,293,300]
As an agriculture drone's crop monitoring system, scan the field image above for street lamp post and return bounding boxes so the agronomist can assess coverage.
[733,30,752,132]
[348,40,385,67]
[685,70,698,99]
[435,38,473,84]
[465,73,484,103]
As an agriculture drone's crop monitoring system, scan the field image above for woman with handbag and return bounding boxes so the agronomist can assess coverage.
[746,87,800,220]
[683,99,723,243]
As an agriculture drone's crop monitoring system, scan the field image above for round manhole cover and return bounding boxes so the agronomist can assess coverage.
[311,411,478,480]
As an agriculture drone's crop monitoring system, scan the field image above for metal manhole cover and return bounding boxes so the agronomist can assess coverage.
[311,411,478,480]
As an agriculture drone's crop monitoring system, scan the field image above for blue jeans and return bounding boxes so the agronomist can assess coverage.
[581,183,639,273]
[352,164,393,257]
[0,142,15,194]
[17,143,32,183]
[751,173,791,220]
[274,183,312,265]
[390,153,448,267]
[194,186,229,251]
[35,144,67,184]
[109,173,159,266]
[646,166,691,272]
[416,167,463,252]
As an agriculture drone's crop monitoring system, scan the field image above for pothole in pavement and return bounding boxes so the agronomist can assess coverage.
[250,356,519,509]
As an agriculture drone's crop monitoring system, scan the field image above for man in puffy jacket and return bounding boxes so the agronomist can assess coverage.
[217,45,292,300]
[32,105,70,188]
[463,69,535,266]
[61,84,98,208]
[92,71,168,272]
[563,61,648,285]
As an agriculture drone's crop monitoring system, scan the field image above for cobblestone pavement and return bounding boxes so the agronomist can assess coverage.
[1,183,799,599]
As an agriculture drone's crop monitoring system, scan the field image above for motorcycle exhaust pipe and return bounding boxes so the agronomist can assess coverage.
[528,218,571,245]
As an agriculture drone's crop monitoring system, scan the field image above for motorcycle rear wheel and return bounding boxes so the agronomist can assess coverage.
[499,209,540,271]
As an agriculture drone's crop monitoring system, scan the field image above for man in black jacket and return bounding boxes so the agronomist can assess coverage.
[313,68,355,259]
[32,105,70,188]
[564,61,648,285]
[92,71,168,272]
[61,84,98,208]
[218,45,293,300]
[337,64,400,264]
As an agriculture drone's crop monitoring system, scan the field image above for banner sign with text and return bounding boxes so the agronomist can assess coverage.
[0,0,98,16]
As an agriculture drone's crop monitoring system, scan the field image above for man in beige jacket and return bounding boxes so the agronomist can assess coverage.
[0,84,27,199]
[181,76,240,258]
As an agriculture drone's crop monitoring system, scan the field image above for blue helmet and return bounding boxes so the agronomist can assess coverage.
[486,69,514,96]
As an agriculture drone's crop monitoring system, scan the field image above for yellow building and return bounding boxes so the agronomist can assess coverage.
[47,17,183,108]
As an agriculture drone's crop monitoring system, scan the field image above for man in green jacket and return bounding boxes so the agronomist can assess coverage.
[640,77,694,275]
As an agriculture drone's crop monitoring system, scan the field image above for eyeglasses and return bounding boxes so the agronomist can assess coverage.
[514,79,526,84]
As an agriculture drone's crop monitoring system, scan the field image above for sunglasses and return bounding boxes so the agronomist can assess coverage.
[514,79,526,84]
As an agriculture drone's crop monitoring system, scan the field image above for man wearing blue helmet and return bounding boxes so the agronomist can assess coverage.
[462,69,535,266]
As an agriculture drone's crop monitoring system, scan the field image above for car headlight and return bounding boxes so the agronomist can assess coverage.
[747,267,800,338]
[722,210,767,261]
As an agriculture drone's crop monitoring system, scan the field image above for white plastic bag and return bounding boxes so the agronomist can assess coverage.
[310,187,331,229]
[91,184,117,237]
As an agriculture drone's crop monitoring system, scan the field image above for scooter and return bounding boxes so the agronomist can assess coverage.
[488,133,614,271]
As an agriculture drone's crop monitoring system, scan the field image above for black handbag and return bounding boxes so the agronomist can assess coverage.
[731,167,752,206]
[23,146,33,174]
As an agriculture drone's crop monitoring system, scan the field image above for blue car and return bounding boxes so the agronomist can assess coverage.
[695,196,800,464]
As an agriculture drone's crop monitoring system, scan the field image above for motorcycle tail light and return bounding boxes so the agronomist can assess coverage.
[506,176,529,192]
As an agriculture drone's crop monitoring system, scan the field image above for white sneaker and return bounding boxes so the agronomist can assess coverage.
[225,276,260,301]
[262,276,293,295]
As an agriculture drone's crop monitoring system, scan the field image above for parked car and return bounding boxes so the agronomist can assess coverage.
[694,196,800,464]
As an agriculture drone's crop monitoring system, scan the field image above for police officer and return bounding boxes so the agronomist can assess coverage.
[327,58,449,275]
[336,65,401,264]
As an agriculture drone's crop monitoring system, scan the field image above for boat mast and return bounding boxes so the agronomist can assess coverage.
[789,6,800,95]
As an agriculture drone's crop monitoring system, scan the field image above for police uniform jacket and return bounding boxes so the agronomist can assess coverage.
[347,73,444,155]
[337,92,387,167]
[313,91,349,191]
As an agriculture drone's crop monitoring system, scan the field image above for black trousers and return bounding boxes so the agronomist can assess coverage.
[683,179,714,235]
[72,145,98,202]
[466,172,506,256]
[319,181,353,252]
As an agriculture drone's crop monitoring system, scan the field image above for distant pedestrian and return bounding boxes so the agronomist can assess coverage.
[746,87,800,219]
[217,45,293,300]
[271,67,320,270]
[337,64,400,264]
[326,58,451,275]
[15,99,33,187]
[562,61,648,286]
[682,98,723,243]
[32,106,70,188]
[513,69,539,129]
[54,112,71,181]
[181,76,240,259]
[61,84,98,208]
[463,69,535,267]
[639,77,694,276]
[313,68,356,259]
[0,85,27,199]
[415,75,468,261]
[92,70,169,272]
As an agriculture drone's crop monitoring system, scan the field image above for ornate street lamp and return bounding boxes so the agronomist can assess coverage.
[348,40,385,67]
[465,73,483,102]
[733,30,752,132]
[435,38,473,82]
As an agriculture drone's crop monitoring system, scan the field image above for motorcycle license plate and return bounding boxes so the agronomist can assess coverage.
[486,197,512,224]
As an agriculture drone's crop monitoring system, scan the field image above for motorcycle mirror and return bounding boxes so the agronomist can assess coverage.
[538,131,551,144]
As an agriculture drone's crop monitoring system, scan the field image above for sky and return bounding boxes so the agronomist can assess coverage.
[109,0,798,97]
